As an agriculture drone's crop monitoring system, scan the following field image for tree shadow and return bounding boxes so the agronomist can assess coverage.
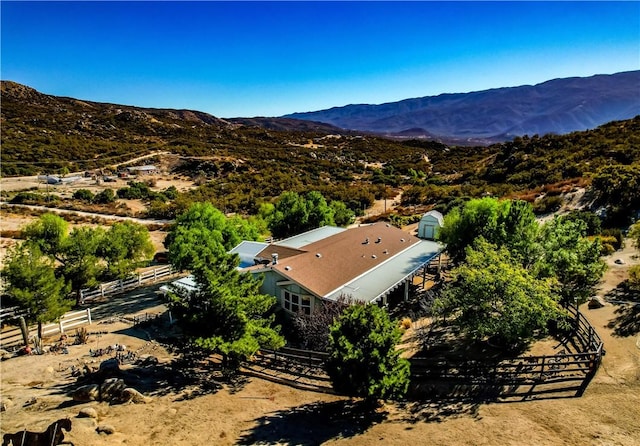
[396,395,482,424]
[53,329,250,408]
[237,399,388,446]
[605,282,640,337]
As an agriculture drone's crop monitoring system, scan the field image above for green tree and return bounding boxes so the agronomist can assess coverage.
[269,191,310,239]
[169,256,284,368]
[99,221,154,278]
[269,191,342,238]
[165,202,260,271]
[326,304,410,402]
[305,191,335,229]
[629,220,640,251]
[22,213,68,259]
[438,198,538,264]
[2,243,72,343]
[535,218,606,304]
[559,210,602,236]
[330,200,355,227]
[434,238,564,350]
[61,227,105,303]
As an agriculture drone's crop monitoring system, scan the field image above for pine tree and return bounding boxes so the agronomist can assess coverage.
[2,243,72,343]
[326,304,410,403]
[169,254,284,368]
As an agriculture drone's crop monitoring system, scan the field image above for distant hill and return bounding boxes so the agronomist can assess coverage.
[285,71,640,142]
[228,117,343,133]
[0,80,349,175]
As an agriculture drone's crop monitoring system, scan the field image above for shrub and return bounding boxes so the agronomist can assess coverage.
[601,228,624,250]
[73,189,95,202]
[94,189,116,204]
[533,195,563,214]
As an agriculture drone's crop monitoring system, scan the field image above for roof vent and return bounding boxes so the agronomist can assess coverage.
[284,265,291,271]
[375,237,381,243]
[383,249,389,254]
[386,224,390,227]
[271,253,279,265]
[372,255,377,259]
[316,253,322,258]
[400,238,405,242]
[363,237,370,245]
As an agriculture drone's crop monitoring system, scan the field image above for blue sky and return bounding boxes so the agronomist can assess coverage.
[2,1,639,118]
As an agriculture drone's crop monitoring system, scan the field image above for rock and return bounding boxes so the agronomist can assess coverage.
[73,384,100,402]
[121,388,151,404]
[588,296,606,309]
[1,398,14,412]
[0,349,12,360]
[140,355,158,365]
[99,378,126,401]
[78,407,98,418]
[23,397,38,407]
[96,424,116,435]
[46,366,55,374]
[98,358,120,377]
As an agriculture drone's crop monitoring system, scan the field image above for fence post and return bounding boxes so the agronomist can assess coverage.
[539,357,546,381]
[59,319,64,335]
[87,308,92,325]
[101,284,105,298]
[138,273,142,286]
[154,268,158,281]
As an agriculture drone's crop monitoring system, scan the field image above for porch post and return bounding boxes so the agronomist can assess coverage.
[404,280,409,302]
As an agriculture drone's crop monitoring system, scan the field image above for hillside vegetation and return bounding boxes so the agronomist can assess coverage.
[2,81,639,222]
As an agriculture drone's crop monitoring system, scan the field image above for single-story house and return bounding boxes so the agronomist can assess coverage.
[231,223,443,315]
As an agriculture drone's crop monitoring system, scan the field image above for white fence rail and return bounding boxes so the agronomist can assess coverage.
[80,265,175,303]
[0,308,92,350]
[0,306,29,323]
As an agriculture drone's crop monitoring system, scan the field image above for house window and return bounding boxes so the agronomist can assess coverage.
[283,291,311,315]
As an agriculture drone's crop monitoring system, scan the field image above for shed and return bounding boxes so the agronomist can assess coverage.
[417,210,444,240]
[126,165,157,174]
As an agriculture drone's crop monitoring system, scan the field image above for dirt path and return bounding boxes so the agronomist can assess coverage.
[1,202,173,225]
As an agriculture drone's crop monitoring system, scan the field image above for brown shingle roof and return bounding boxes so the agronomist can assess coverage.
[268,223,421,297]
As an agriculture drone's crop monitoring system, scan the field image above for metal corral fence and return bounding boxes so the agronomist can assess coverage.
[243,304,604,399]
[409,303,604,399]
[0,308,92,351]
[80,265,175,303]
[243,346,333,392]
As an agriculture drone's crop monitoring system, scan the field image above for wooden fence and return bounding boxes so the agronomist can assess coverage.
[79,265,175,303]
[0,308,92,350]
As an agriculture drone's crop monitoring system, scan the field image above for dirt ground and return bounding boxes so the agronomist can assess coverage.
[1,247,639,445]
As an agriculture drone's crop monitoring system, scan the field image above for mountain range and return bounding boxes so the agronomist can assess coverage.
[285,71,640,143]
